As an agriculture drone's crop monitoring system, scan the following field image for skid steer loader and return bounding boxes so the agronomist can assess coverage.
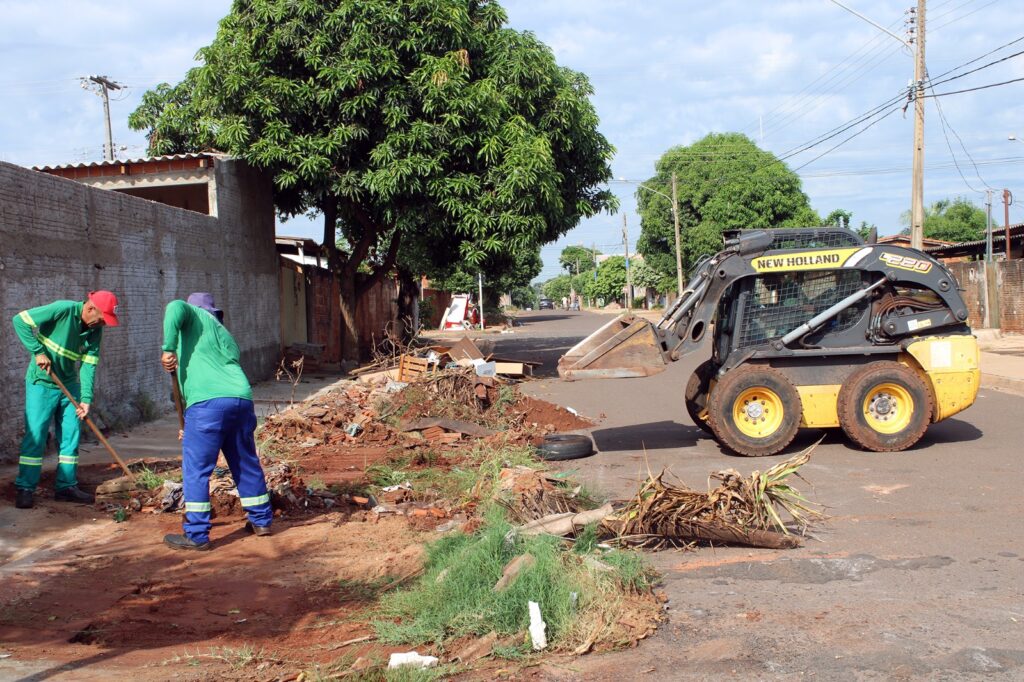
[558,228,979,456]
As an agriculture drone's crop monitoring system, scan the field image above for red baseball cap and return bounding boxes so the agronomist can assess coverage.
[88,290,120,327]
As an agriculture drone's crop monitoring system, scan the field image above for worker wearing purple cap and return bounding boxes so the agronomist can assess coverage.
[10,291,120,509]
[160,293,272,551]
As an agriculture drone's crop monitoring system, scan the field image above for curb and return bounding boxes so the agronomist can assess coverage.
[981,373,1024,398]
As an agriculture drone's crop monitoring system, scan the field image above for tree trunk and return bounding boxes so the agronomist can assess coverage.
[339,264,360,363]
[395,267,419,344]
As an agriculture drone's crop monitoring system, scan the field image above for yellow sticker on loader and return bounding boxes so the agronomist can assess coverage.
[751,248,860,272]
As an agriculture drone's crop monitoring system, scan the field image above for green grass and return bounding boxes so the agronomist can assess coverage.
[374,508,607,648]
[135,467,166,490]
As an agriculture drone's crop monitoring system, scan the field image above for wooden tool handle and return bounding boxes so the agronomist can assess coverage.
[170,370,185,431]
[47,369,135,481]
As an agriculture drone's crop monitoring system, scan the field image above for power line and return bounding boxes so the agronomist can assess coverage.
[929,47,1024,88]
[926,69,993,193]
[791,106,901,171]
[924,75,1024,97]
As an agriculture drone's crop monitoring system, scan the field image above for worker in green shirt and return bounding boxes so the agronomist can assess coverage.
[11,291,120,509]
[160,293,272,551]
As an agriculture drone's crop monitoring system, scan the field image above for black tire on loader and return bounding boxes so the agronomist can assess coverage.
[708,365,802,457]
[837,361,932,452]
[685,361,716,436]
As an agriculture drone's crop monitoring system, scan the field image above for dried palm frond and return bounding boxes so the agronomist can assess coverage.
[602,440,823,550]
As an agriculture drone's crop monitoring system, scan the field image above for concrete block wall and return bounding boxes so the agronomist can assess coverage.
[0,159,279,456]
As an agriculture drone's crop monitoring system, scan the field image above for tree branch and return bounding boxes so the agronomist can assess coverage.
[357,229,402,296]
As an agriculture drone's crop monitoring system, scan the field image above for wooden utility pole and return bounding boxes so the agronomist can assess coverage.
[623,214,632,311]
[671,172,684,296]
[910,0,926,250]
[1004,189,1014,260]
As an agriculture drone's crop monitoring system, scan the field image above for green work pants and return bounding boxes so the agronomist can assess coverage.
[15,378,81,491]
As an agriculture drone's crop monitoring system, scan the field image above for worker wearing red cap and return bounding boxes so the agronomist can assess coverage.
[10,291,119,509]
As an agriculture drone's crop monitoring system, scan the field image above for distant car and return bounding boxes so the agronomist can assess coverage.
[538,298,554,310]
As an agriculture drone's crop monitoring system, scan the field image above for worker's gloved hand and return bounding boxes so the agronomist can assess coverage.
[161,351,177,372]
[35,354,51,372]
[77,403,90,420]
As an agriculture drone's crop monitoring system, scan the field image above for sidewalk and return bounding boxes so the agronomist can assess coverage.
[978,330,1024,397]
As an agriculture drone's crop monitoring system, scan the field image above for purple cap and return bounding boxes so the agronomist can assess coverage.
[187,292,223,322]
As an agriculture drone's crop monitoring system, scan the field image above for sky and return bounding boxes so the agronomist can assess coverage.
[3,0,1023,284]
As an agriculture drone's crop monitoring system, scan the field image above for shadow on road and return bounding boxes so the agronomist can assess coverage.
[492,335,584,377]
[591,420,702,452]
[512,313,574,325]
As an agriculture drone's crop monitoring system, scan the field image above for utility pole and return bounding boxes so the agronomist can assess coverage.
[592,242,598,308]
[478,272,485,330]
[1004,189,1014,260]
[81,75,123,161]
[985,190,994,262]
[910,0,926,250]
[623,214,632,311]
[671,172,684,296]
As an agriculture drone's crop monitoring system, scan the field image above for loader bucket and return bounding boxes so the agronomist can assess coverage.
[557,315,667,380]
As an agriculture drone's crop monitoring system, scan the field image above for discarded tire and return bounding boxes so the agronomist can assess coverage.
[535,434,595,461]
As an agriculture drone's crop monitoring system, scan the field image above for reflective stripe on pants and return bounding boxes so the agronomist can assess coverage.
[181,397,272,543]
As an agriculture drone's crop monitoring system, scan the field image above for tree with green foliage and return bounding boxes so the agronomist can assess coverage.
[542,274,572,302]
[435,245,542,308]
[899,197,990,243]
[558,245,599,275]
[636,133,820,277]
[824,209,853,229]
[129,0,615,359]
[585,256,627,304]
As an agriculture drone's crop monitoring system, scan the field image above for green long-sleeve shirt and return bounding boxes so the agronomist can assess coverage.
[12,300,103,403]
[161,300,252,408]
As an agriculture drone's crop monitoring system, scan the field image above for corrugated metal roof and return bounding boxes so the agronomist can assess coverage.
[925,224,1024,252]
[32,152,226,172]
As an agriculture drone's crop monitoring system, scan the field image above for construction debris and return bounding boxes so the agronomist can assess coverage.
[602,445,822,549]
[493,553,536,592]
[517,504,614,537]
[388,651,439,669]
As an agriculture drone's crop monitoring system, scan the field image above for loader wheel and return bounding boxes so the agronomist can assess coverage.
[708,365,801,457]
[685,361,716,435]
[838,361,932,452]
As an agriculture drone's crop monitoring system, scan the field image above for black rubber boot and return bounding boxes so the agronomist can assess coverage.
[163,534,212,551]
[54,486,95,504]
[15,488,34,509]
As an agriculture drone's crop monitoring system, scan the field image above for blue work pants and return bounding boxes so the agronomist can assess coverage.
[181,397,272,543]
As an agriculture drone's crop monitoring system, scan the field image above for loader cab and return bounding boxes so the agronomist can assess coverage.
[713,268,873,368]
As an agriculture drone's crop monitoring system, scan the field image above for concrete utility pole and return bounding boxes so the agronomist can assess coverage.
[1004,189,1014,260]
[81,75,123,161]
[671,172,684,296]
[910,0,927,250]
[623,214,632,311]
[985,189,993,262]
[478,272,485,330]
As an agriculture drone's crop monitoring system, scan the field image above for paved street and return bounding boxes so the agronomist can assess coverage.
[494,310,1024,680]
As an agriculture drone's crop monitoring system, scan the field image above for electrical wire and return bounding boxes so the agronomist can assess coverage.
[928,47,1024,88]
[790,106,901,171]
[924,75,1024,97]
[926,69,994,193]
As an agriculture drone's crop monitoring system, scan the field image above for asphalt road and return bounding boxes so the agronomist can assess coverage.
[496,310,1024,680]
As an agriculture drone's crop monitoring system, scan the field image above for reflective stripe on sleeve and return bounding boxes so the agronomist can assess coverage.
[18,311,36,326]
[81,354,99,365]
